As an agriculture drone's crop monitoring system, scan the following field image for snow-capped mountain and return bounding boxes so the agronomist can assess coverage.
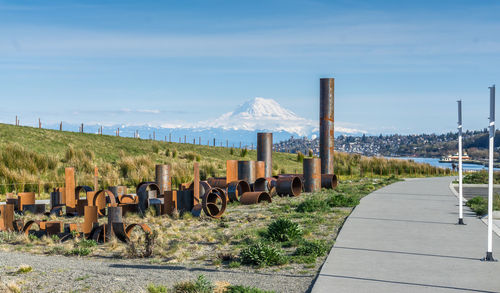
[201,97,316,136]
[40,97,365,146]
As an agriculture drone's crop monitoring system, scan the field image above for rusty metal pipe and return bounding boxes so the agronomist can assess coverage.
[155,164,171,195]
[207,177,227,189]
[239,192,272,205]
[276,176,302,197]
[238,161,255,184]
[320,78,335,174]
[202,187,227,218]
[257,133,273,177]
[303,158,321,192]
[321,174,338,189]
[227,180,251,202]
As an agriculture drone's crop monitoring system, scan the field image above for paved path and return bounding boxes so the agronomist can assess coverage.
[312,177,500,293]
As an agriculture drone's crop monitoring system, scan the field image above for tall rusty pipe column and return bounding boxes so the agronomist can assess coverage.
[155,164,171,195]
[257,133,273,177]
[303,158,321,192]
[320,78,334,174]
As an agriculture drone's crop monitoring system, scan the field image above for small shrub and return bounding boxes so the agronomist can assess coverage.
[51,235,60,242]
[227,285,275,293]
[183,152,201,162]
[15,265,32,274]
[28,234,38,241]
[228,261,241,268]
[230,148,235,155]
[240,148,248,157]
[147,284,167,293]
[266,218,303,242]
[172,149,178,158]
[68,247,92,256]
[172,274,213,293]
[78,239,97,248]
[295,240,329,257]
[308,149,314,157]
[296,198,329,213]
[152,143,160,153]
[166,149,171,157]
[240,241,287,267]
[466,196,488,216]
[296,151,304,163]
[327,194,360,207]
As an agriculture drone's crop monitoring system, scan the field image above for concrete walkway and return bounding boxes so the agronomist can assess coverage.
[312,177,500,293]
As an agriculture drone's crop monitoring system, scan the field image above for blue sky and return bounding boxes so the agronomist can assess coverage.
[0,0,499,134]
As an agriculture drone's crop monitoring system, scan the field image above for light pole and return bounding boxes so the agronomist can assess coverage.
[484,85,496,261]
[457,100,465,225]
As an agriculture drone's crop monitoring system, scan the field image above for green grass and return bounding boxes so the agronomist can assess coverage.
[466,194,500,216]
[0,123,449,199]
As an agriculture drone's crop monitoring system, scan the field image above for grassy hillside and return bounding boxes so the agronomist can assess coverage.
[0,123,451,197]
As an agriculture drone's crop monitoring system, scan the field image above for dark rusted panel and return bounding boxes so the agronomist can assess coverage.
[163,190,177,216]
[226,160,238,184]
[238,161,255,184]
[0,204,14,231]
[45,221,63,235]
[50,190,61,210]
[13,219,24,232]
[75,185,92,198]
[201,187,227,218]
[49,206,64,217]
[90,224,107,243]
[239,192,272,205]
[18,192,35,212]
[65,167,76,209]
[108,206,123,225]
[155,164,171,194]
[76,199,88,216]
[303,158,321,192]
[176,190,194,214]
[22,204,46,214]
[6,196,19,211]
[83,206,98,235]
[227,180,251,202]
[320,78,335,174]
[276,176,302,197]
[321,174,338,189]
[207,177,227,188]
[193,162,200,205]
[257,133,273,177]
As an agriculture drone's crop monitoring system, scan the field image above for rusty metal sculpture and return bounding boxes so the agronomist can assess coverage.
[227,180,251,202]
[321,174,338,189]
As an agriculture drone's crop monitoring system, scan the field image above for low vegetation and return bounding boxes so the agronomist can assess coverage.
[0,123,447,201]
[148,274,275,293]
[466,194,500,216]
[462,171,500,184]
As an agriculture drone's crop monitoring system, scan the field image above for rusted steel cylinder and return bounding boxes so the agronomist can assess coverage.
[207,177,227,189]
[321,174,338,189]
[303,158,321,192]
[240,192,272,205]
[226,160,238,184]
[108,206,123,225]
[83,206,98,235]
[155,164,171,195]
[253,177,270,192]
[254,161,266,180]
[202,187,227,218]
[137,183,160,215]
[257,132,273,178]
[320,78,335,174]
[276,176,302,197]
[227,180,251,202]
[238,161,255,184]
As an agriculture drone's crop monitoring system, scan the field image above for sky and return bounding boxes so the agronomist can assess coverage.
[0,0,499,135]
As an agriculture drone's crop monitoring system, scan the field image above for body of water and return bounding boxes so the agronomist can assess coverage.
[388,157,499,171]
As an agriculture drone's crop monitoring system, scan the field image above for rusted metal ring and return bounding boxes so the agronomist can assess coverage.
[202,187,227,218]
[22,220,41,236]
[227,180,251,202]
[93,190,117,216]
[239,192,272,205]
[125,223,152,238]
[118,194,138,204]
